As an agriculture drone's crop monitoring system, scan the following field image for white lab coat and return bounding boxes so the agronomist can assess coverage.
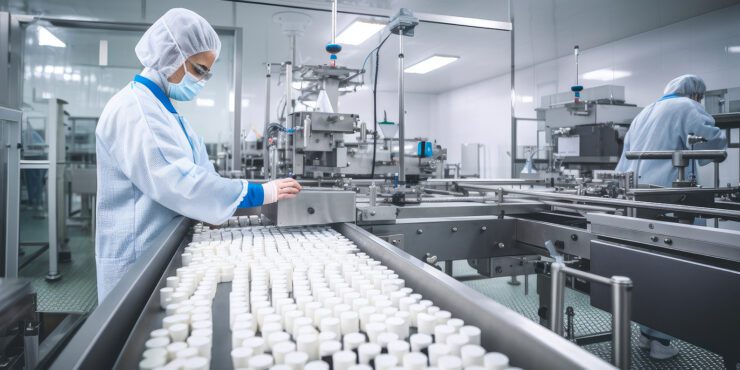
[95,69,248,302]
[616,96,726,187]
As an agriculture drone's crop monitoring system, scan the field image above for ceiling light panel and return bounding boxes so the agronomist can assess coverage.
[336,20,385,46]
[405,56,459,74]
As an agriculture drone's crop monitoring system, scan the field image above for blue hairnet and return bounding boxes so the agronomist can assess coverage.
[135,8,221,78]
[662,74,706,97]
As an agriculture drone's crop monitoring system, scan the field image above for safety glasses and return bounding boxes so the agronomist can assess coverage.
[186,59,212,82]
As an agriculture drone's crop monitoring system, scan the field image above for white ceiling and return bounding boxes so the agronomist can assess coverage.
[10,0,740,93]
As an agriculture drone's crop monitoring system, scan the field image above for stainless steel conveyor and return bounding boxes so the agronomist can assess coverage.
[50,217,614,370]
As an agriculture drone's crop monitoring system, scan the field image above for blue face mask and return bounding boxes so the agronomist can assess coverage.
[168,71,205,101]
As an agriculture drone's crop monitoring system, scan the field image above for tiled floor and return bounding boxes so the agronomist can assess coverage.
[19,208,98,313]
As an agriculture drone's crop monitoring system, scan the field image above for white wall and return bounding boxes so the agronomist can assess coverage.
[433,3,740,180]
[429,76,511,178]
[339,90,435,140]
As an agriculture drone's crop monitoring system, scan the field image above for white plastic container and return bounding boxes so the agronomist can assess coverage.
[460,344,485,366]
[331,350,357,370]
[483,352,509,370]
[230,347,253,368]
[357,342,381,364]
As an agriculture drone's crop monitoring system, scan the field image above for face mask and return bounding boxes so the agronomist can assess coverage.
[168,70,206,101]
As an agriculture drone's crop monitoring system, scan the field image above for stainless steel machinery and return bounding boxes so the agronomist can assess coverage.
[519,85,642,181]
[261,63,447,182]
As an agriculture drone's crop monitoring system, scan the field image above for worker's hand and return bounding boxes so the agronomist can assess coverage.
[262,178,302,204]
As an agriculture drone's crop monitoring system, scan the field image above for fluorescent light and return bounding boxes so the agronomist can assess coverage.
[520,95,533,103]
[582,68,632,81]
[727,46,740,53]
[336,20,385,45]
[405,55,459,74]
[38,26,66,48]
[196,98,215,107]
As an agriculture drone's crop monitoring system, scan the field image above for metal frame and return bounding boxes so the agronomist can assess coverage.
[45,98,63,281]
[549,262,632,370]
[336,222,615,370]
[2,106,23,278]
[224,0,512,31]
[0,12,10,107]
[50,217,190,370]
[588,213,740,263]
[464,186,740,220]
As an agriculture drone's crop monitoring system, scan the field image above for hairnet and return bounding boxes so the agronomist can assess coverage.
[662,74,706,97]
[135,8,221,78]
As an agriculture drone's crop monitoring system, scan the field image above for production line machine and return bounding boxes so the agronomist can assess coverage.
[47,161,740,370]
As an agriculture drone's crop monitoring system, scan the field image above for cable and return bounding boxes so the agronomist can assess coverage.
[367,32,394,179]
[360,32,393,85]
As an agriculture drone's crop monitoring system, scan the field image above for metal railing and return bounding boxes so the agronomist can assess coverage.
[550,262,633,370]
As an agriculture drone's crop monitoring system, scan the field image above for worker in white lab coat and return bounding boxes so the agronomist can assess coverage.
[95,8,301,302]
[616,74,726,187]
[617,74,727,360]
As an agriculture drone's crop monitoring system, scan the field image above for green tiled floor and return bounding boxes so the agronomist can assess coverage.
[19,208,98,313]
[448,260,730,370]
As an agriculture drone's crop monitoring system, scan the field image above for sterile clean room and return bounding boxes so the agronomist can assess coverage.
[2,0,740,369]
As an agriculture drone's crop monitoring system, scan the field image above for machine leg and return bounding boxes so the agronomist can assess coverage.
[508,275,521,286]
[549,263,566,336]
[611,276,632,370]
[537,273,551,327]
[444,260,453,276]
[23,320,39,370]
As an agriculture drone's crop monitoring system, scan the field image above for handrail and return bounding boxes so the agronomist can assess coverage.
[550,262,632,370]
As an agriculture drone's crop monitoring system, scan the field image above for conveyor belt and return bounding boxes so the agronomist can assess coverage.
[51,218,614,370]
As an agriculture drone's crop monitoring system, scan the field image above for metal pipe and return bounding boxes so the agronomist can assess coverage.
[425,178,545,185]
[473,187,740,220]
[549,262,566,336]
[541,201,619,214]
[384,196,495,203]
[285,62,293,119]
[263,63,271,179]
[269,145,278,180]
[625,150,727,161]
[46,99,60,280]
[232,28,244,173]
[290,34,297,65]
[611,276,632,370]
[550,262,633,370]
[398,29,406,183]
[509,0,516,177]
[715,161,720,228]
[330,0,337,44]
[423,188,467,196]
